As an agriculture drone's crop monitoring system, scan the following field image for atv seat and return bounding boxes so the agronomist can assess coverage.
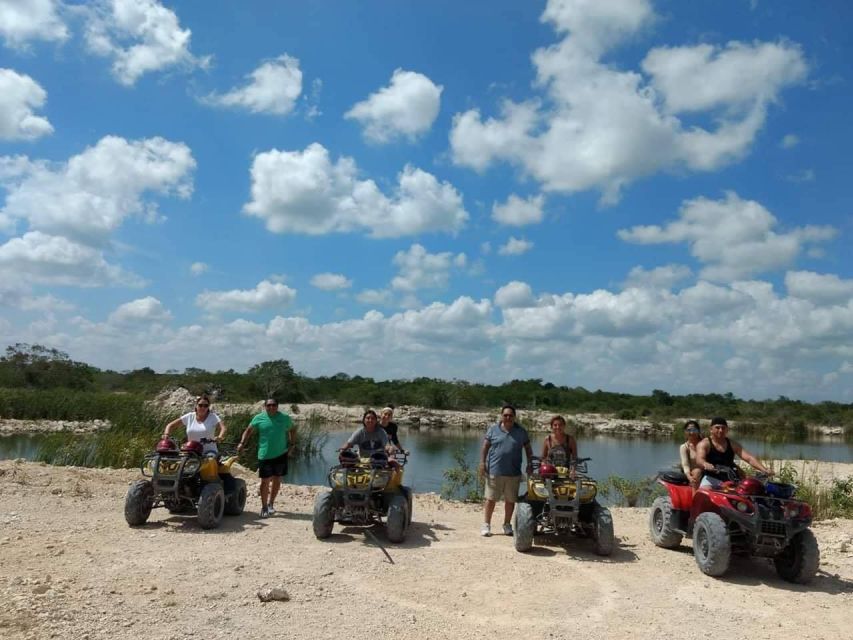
[661,470,689,485]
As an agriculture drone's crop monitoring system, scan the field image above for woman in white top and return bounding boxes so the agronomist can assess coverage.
[162,395,226,455]
[679,420,702,490]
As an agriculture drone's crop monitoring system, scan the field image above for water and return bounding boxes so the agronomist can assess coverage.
[3,428,852,494]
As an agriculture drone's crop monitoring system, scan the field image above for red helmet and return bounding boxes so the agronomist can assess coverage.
[156,438,177,453]
[181,440,204,455]
[538,463,557,478]
[736,477,765,497]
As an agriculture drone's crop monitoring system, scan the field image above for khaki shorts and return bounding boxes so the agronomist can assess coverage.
[485,475,522,502]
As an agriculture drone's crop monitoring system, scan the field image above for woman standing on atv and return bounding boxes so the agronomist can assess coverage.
[162,394,226,455]
[679,420,703,489]
[695,417,771,488]
[541,415,577,467]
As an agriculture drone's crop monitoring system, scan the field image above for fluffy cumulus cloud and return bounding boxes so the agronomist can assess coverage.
[189,262,208,276]
[243,143,467,237]
[0,0,68,48]
[310,272,352,291]
[450,0,808,202]
[83,0,209,86]
[108,296,171,324]
[345,69,442,143]
[494,281,535,308]
[196,279,296,313]
[355,288,390,306]
[491,193,545,226]
[619,192,835,282]
[390,244,466,292]
[785,271,853,306]
[0,135,195,244]
[0,68,53,141]
[498,236,533,256]
[623,264,693,290]
[204,54,302,115]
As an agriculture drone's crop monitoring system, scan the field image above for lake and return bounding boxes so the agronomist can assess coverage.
[3,426,851,495]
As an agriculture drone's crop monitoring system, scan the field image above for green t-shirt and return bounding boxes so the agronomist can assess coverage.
[249,411,293,460]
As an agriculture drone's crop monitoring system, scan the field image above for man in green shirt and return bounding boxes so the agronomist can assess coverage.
[237,398,295,517]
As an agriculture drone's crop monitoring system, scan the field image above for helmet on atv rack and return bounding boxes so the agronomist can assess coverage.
[156,438,178,454]
[538,463,557,478]
[369,451,389,468]
[180,440,204,455]
[339,449,358,467]
[736,477,766,497]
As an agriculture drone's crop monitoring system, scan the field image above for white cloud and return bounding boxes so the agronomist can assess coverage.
[356,289,391,306]
[785,271,853,306]
[0,0,68,48]
[0,135,195,245]
[189,262,208,276]
[618,192,835,281]
[494,281,535,308]
[492,193,545,226]
[0,68,53,141]
[391,243,466,291]
[109,296,171,324]
[623,264,693,290]
[345,69,442,143]
[786,169,815,183]
[310,272,352,291]
[450,0,807,202]
[243,143,467,238]
[780,134,799,149]
[0,231,143,287]
[196,279,296,313]
[83,0,209,86]
[204,54,302,116]
[498,236,533,256]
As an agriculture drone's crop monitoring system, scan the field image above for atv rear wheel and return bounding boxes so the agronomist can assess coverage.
[386,494,409,543]
[693,512,730,576]
[592,504,614,556]
[124,480,154,526]
[774,529,819,584]
[649,496,683,549]
[197,483,225,529]
[513,502,536,552]
[312,490,335,539]
[224,478,247,516]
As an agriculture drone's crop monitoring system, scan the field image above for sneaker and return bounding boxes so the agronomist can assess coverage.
[503,523,513,536]
[260,506,270,518]
[480,523,491,537]
[267,504,276,515]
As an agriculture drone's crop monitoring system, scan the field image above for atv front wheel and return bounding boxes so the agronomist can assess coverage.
[386,494,409,543]
[224,478,247,516]
[124,480,154,526]
[401,485,413,525]
[312,490,335,539]
[774,529,819,584]
[693,512,730,576]
[197,483,225,529]
[592,504,614,556]
[513,502,536,552]
[649,496,683,549]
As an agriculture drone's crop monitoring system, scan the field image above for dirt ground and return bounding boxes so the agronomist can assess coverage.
[0,460,851,640]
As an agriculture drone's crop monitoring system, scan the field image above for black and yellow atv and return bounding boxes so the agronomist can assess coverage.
[312,450,412,543]
[124,438,247,530]
[514,456,614,555]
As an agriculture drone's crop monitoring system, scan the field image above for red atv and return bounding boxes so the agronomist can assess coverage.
[649,466,819,583]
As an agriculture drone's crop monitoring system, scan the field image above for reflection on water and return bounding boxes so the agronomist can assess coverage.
[2,426,852,495]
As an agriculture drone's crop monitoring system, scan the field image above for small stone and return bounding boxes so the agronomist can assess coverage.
[33,584,50,595]
[257,587,290,602]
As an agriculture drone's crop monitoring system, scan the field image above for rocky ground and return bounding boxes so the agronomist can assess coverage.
[0,460,851,640]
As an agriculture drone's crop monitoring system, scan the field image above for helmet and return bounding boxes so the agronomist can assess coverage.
[369,451,389,468]
[538,463,557,478]
[156,438,177,454]
[736,477,766,497]
[339,450,358,467]
[765,482,795,499]
[181,440,204,455]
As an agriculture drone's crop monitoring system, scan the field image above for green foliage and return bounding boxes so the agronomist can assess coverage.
[766,462,853,520]
[247,360,304,401]
[0,388,143,421]
[0,343,95,390]
[441,446,484,502]
[599,475,664,507]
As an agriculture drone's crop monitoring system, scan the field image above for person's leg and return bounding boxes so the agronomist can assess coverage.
[484,499,496,524]
[503,500,515,525]
[269,475,281,506]
[260,477,270,508]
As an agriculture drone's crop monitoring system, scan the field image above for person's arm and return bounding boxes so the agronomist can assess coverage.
[214,417,226,441]
[479,437,491,477]
[162,417,184,438]
[541,437,550,460]
[731,440,770,474]
[695,439,713,472]
[524,441,534,474]
[340,429,358,451]
[236,425,254,452]
[679,443,691,476]
[389,426,401,449]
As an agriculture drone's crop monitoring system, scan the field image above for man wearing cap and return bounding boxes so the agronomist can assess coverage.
[237,398,295,517]
[679,420,703,490]
[695,417,771,488]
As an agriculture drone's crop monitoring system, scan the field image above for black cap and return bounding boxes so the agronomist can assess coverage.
[710,416,728,427]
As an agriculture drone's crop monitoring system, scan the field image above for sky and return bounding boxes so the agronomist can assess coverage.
[0,0,852,402]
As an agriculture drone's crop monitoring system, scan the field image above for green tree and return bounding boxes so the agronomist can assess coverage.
[247,359,303,401]
[0,343,94,390]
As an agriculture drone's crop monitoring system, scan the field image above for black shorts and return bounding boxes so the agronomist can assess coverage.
[258,452,288,479]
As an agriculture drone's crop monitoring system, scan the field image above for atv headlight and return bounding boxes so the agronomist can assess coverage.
[372,471,389,489]
[182,458,200,475]
[577,485,596,502]
[331,470,346,488]
[533,483,549,499]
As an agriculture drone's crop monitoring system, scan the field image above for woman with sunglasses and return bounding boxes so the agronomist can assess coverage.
[162,394,226,455]
[679,420,703,490]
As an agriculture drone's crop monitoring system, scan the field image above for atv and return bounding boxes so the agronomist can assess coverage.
[312,449,412,543]
[650,465,819,583]
[124,438,247,530]
[513,456,614,555]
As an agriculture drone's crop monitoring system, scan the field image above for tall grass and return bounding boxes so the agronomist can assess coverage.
[0,388,144,421]
[768,461,853,520]
[599,475,665,507]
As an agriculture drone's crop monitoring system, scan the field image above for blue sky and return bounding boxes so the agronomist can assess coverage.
[1,0,852,402]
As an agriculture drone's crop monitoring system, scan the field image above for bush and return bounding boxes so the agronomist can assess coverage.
[441,446,484,502]
[600,475,663,507]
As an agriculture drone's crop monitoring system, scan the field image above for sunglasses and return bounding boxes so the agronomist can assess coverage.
[197,403,210,408]
[501,413,514,418]
[265,403,278,408]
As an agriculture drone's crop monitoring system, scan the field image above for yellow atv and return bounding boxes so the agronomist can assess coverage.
[312,450,412,543]
[124,438,247,530]
[514,456,614,555]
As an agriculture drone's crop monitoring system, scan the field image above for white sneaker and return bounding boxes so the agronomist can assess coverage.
[503,523,513,536]
[267,504,276,515]
[480,523,491,537]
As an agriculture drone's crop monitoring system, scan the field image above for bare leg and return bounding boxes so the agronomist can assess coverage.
[260,478,270,508]
[504,500,515,525]
[269,475,282,506]
[484,498,496,524]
